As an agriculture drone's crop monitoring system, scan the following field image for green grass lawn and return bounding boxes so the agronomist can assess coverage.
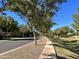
[51,37,79,59]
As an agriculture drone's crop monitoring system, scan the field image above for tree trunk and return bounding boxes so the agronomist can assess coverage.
[33,31,37,45]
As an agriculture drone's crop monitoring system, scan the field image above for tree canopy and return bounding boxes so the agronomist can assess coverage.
[54,26,74,37]
[0,0,66,34]
[0,14,19,32]
[72,9,79,32]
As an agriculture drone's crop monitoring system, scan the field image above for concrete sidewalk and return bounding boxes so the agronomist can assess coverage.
[39,38,57,59]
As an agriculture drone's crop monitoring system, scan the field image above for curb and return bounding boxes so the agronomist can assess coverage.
[39,39,57,59]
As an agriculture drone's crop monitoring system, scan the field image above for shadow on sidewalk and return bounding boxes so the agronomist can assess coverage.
[43,53,67,59]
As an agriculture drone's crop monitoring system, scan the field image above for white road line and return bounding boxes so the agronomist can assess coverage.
[0,41,33,56]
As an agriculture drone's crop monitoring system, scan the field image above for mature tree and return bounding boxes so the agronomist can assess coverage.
[0,0,66,33]
[68,28,74,33]
[0,0,66,45]
[0,14,19,33]
[54,26,72,37]
[72,8,79,32]
[19,25,32,37]
[45,30,54,38]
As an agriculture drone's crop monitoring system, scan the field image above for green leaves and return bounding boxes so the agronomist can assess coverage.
[54,26,72,37]
[0,15,19,32]
[72,10,79,32]
[47,0,54,3]
[77,8,79,12]
[0,0,66,34]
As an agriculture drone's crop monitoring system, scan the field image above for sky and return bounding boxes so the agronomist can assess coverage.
[4,11,26,25]
[51,0,79,30]
[0,0,79,30]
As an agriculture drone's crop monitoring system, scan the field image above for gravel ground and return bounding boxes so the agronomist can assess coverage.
[0,37,47,59]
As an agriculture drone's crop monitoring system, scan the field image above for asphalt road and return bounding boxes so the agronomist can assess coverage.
[0,40,33,54]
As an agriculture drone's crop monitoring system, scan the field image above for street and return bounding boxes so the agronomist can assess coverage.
[0,40,33,54]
